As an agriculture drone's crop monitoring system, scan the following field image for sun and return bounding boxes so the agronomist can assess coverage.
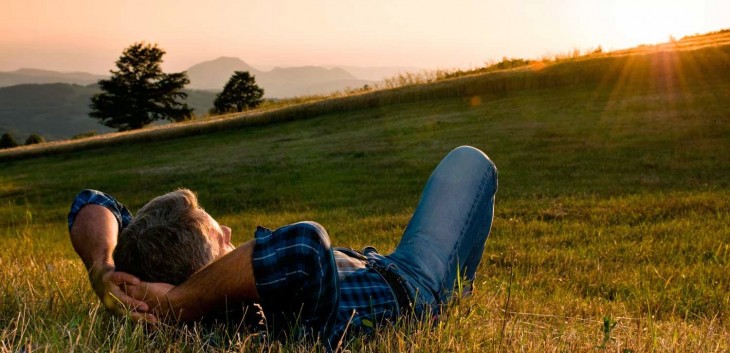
[611,0,702,46]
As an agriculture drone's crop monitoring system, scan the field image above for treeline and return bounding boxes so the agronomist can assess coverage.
[89,42,264,132]
[0,132,45,149]
[0,42,265,143]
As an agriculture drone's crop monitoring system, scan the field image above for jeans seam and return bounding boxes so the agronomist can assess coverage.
[437,167,491,300]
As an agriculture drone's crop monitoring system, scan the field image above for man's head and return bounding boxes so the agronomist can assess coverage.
[113,189,234,285]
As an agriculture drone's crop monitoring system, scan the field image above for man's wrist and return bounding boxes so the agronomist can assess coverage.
[161,288,186,321]
[88,262,114,295]
[89,261,114,277]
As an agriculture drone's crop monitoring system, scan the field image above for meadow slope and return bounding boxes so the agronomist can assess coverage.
[0,43,729,351]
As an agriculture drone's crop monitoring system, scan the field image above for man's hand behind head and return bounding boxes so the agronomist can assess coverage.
[89,265,149,315]
[125,281,176,321]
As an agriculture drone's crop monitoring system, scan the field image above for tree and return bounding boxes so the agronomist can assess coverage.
[0,132,19,149]
[24,133,45,145]
[89,42,192,131]
[212,71,264,114]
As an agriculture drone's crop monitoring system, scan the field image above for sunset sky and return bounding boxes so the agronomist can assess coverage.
[2,0,728,74]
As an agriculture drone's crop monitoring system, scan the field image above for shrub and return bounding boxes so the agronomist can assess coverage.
[25,134,45,145]
[1,132,19,149]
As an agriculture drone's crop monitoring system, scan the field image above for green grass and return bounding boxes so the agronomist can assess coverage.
[1,41,729,351]
[4,37,728,163]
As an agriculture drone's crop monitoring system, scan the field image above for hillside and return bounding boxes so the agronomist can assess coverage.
[0,68,107,87]
[1,33,729,351]
[0,84,217,140]
[3,31,728,158]
[610,28,730,56]
[0,59,402,139]
[0,83,113,139]
[2,39,727,190]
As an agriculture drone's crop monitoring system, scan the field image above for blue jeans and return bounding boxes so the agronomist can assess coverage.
[369,146,498,316]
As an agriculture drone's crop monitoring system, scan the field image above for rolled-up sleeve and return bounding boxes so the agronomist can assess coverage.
[67,189,133,233]
[252,222,340,341]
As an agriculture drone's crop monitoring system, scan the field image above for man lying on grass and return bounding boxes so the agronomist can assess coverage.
[69,146,498,349]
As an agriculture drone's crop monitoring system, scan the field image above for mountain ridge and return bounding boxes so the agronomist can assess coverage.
[185,57,371,96]
[0,69,107,87]
[0,58,417,98]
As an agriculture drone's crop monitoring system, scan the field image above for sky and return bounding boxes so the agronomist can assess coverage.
[1,0,728,74]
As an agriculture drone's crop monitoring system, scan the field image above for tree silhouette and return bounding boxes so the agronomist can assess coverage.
[89,42,192,131]
[0,132,19,149]
[212,71,264,114]
[24,133,45,145]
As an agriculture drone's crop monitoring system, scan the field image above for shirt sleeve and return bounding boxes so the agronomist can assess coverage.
[251,222,340,340]
[67,189,133,233]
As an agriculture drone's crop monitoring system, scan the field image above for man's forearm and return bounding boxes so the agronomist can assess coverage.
[68,194,150,316]
[163,239,260,322]
[70,204,119,272]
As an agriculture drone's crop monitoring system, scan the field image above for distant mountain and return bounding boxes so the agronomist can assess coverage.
[262,66,356,82]
[0,61,417,138]
[1,60,416,99]
[0,68,107,87]
[187,57,262,91]
[0,83,216,140]
[185,57,373,97]
[256,66,370,98]
[335,66,423,82]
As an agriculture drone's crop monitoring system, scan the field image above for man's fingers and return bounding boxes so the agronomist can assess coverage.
[110,287,150,312]
[129,311,159,325]
[102,292,124,314]
[102,291,149,314]
[124,283,149,301]
[110,271,140,286]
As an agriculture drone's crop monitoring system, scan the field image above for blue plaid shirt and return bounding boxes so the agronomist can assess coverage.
[69,190,400,347]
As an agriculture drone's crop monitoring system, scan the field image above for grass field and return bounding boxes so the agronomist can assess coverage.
[1,36,729,351]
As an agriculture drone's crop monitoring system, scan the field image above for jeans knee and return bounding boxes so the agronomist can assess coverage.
[450,146,497,182]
